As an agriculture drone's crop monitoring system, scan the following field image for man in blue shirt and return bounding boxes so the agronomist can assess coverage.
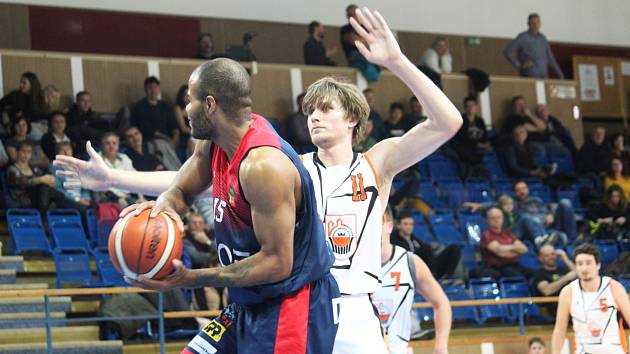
[504,13,564,79]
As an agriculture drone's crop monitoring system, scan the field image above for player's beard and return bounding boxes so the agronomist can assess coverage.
[190,111,215,140]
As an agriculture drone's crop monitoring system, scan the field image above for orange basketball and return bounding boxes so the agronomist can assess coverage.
[108,209,182,281]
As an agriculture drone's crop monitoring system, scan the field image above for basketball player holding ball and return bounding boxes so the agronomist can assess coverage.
[55,7,460,353]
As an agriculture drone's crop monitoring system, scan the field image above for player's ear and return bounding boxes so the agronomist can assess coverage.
[205,96,217,113]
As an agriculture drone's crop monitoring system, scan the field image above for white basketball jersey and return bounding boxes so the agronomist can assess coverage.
[569,277,626,354]
[301,152,383,295]
[372,246,416,354]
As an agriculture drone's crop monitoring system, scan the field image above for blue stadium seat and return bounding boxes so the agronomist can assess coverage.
[619,274,630,292]
[53,248,92,288]
[499,276,540,321]
[93,247,127,287]
[519,241,540,270]
[469,278,508,324]
[50,222,90,251]
[413,224,435,243]
[432,223,465,245]
[443,284,479,323]
[46,209,83,226]
[528,183,553,204]
[428,157,460,179]
[493,178,515,198]
[460,245,478,271]
[85,209,98,247]
[465,178,493,203]
[96,218,118,248]
[549,153,575,174]
[556,186,581,208]
[418,183,443,208]
[618,239,630,253]
[594,240,619,268]
[6,209,52,255]
[429,211,456,227]
[418,160,430,179]
[414,293,434,322]
[482,153,506,179]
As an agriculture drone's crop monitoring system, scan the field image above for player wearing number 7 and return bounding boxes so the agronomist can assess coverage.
[371,207,451,354]
[551,244,630,354]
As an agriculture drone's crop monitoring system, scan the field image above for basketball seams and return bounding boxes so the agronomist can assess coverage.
[114,213,136,279]
[143,213,176,279]
[134,213,153,277]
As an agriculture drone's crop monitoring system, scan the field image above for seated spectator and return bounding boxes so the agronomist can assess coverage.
[40,111,72,161]
[124,126,165,172]
[513,180,576,245]
[49,142,92,209]
[340,4,360,64]
[66,91,108,147]
[449,96,492,178]
[362,88,388,141]
[174,85,192,146]
[589,185,630,241]
[604,156,630,200]
[29,84,64,140]
[0,72,44,131]
[183,213,226,311]
[535,104,577,158]
[578,127,611,176]
[196,33,219,60]
[42,85,64,114]
[403,96,427,125]
[97,132,144,207]
[7,141,79,213]
[475,207,528,278]
[504,125,554,179]
[531,245,576,314]
[285,93,314,152]
[390,211,461,279]
[5,116,49,169]
[610,133,630,168]
[303,21,336,66]
[386,102,417,137]
[419,37,453,74]
[130,76,181,170]
[527,337,546,354]
[354,119,378,152]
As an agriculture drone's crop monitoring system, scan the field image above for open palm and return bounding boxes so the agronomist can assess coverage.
[350,8,403,68]
[53,140,112,191]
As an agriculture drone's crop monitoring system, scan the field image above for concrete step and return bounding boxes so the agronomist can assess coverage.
[0,269,16,284]
[0,283,48,290]
[0,326,100,345]
[0,256,24,271]
[0,311,66,329]
[0,340,123,354]
[0,296,72,313]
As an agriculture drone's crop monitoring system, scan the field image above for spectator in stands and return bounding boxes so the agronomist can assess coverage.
[535,104,577,158]
[304,21,337,66]
[98,132,144,207]
[362,88,387,141]
[0,72,44,130]
[66,91,107,148]
[174,85,192,146]
[589,184,630,241]
[124,126,165,172]
[419,37,453,74]
[285,93,313,152]
[604,156,630,199]
[450,96,492,178]
[131,76,182,170]
[5,116,49,169]
[527,337,546,354]
[403,96,427,124]
[7,141,77,213]
[610,133,630,167]
[386,102,417,137]
[390,211,461,279]
[0,141,8,168]
[196,33,217,60]
[504,13,564,79]
[42,85,63,113]
[504,125,554,179]
[476,207,528,278]
[578,127,611,175]
[340,4,360,64]
[513,180,576,245]
[354,119,378,152]
[40,111,72,161]
[531,245,576,314]
[29,84,64,140]
[49,141,92,209]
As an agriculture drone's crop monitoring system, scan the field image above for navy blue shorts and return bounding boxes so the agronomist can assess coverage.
[182,273,339,354]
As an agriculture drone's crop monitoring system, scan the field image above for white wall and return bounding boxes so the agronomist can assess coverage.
[3,0,630,47]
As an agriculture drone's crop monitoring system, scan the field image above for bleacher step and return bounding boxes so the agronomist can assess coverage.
[0,269,16,284]
[0,340,123,354]
[0,296,72,313]
[123,341,188,354]
[0,311,66,329]
[0,283,48,290]
[0,256,24,271]
[0,326,100,345]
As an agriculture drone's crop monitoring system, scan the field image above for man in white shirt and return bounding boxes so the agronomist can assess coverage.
[420,37,452,74]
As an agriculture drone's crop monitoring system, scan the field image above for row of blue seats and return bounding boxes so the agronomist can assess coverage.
[52,247,126,288]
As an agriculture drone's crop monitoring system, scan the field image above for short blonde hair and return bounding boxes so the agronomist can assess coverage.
[302,77,370,146]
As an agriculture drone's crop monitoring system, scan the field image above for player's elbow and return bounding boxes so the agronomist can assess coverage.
[268,255,293,282]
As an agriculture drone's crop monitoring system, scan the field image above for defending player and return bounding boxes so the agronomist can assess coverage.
[551,243,630,354]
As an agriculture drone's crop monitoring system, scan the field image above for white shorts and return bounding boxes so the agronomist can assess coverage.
[332,294,388,354]
[575,343,626,354]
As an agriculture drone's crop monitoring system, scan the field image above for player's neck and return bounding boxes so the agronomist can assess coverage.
[215,119,253,160]
[580,276,601,292]
[316,143,354,167]
[381,242,393,265]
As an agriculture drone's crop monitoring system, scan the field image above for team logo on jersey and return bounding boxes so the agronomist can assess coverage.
[228,186,236,206]
[588,320,602,337]
[373,298,393,324]
[326,215,357,259]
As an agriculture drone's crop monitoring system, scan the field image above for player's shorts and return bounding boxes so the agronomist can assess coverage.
[182,272,340,354]
[332,293,388,354]
[575,343,626,354]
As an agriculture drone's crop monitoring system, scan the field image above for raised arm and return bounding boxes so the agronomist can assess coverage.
[413,254,451,354]
[53,140,212,198]
[350,8,462,181]
[551,285,572,354]
[537,270,576,296]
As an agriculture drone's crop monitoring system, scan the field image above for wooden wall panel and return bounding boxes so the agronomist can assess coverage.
[250,64,292,119]
[1,54,73,108]
[489,76,537,131]
[442,74,470,112]
[465,37,519,76]
[0,4,30,50]
[82,59,148,112]
[545,80,584,147]
[158,60,202,104]
[301,66,356,92]
[572,56,626,119]
[368,72,413,119]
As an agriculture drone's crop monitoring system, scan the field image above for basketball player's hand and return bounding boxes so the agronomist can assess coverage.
[124,259,192,291]
[53,141,112,191]
[119,200,185,232]
[350,7,403,68]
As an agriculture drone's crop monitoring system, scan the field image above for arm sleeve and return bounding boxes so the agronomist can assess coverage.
[421,49,440,73]
[546,39,564,78]
[442,52,453,73]
[504,35,522,68]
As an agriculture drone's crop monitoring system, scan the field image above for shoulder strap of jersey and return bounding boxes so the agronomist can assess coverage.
[407,251,416,282]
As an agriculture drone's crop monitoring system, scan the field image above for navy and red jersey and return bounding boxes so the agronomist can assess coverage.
[210,114,335,305]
